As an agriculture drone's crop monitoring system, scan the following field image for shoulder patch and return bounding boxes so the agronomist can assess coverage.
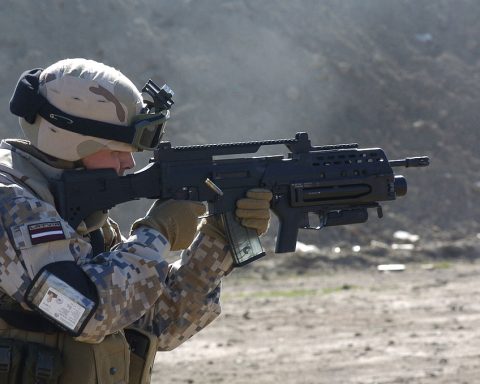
[10,219,71,250]
[28,221,66,245]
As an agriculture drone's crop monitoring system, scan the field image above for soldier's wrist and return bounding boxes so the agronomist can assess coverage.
[198,217,227,243]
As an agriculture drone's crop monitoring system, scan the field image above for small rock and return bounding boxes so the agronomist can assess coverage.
[412,120,427,129]
[296,242,321,254]
[415,33,433,43]
[473,181,480,192]
[393,230,420,243]
[336,61,352,75]
[391,243,415,251]
[377,264,406,272]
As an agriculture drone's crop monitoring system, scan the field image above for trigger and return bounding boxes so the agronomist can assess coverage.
[377,206,383,218]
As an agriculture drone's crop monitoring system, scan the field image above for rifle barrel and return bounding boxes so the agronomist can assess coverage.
[389,156,430,168]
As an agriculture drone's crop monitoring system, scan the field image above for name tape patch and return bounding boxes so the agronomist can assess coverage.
[39,285,86,331]
[28,221,66,245]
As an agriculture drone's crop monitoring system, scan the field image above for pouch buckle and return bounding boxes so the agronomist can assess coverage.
[0,345,11,373]
[36,350,54,379]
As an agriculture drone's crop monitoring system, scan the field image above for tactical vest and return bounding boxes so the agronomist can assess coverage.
[0,141,158,384]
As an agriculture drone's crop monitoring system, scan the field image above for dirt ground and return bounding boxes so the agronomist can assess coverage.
[152,258,480,384]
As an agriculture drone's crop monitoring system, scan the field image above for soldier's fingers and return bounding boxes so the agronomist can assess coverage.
[241,218,269,235]
[236,198,270,210]
[236,208,270,219]
[246,189,273,201]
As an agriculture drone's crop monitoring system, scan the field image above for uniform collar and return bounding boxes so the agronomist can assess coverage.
[0,140,108,235]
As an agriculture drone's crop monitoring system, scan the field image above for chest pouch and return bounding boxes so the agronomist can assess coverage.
[0,338,62,384]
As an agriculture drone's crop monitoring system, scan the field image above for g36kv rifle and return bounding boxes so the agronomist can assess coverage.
[50,132,429,266]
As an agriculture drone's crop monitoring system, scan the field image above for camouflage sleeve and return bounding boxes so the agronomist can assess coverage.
[0,180,81,303]
[77,228,172,343]
[130,231,234,351]
[0,176,171,343]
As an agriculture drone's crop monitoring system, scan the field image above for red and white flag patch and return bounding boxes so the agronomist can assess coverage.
[28,221,66,245]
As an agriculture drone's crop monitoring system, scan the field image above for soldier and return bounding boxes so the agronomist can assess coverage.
[0,58,272,384]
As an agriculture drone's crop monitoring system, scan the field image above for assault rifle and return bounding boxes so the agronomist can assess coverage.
[50,132,429,266]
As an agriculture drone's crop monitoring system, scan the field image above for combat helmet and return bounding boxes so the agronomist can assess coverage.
[9,58,173,161]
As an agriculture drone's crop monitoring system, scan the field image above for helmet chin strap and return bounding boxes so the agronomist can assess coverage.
[5,139,83,169]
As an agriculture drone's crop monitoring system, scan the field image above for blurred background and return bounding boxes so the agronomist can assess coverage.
[1,0,478,265]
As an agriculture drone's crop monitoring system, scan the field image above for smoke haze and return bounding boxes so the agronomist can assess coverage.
[1,0,478,247]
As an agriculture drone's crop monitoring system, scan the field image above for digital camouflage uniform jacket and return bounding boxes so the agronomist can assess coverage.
[0,139,233,349]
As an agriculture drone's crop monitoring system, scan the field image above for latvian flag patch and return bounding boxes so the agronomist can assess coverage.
[28,221,66,245]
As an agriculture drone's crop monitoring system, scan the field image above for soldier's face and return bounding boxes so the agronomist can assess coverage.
[82,149,135,175]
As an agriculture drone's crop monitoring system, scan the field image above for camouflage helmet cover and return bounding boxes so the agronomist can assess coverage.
[19,58,144,161]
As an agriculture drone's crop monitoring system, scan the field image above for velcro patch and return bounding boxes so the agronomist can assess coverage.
[28,221,66,245]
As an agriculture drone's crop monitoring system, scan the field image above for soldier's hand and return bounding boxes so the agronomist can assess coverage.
[131,200,206,251]
[199,188,273,242]
[235,188,272,236]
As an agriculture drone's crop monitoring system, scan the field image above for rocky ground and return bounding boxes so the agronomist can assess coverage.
[152,255,480,384]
